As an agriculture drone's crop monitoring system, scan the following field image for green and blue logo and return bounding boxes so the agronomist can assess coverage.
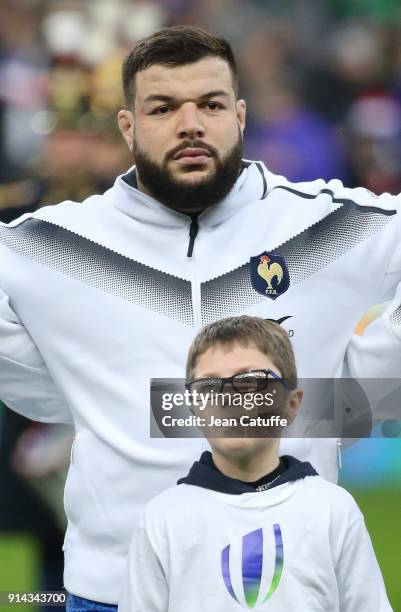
[221,525,283,609]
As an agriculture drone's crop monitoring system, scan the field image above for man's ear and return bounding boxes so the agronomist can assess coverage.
[285,388,303,426]
[117,109,134,151]
[236,99,246,134]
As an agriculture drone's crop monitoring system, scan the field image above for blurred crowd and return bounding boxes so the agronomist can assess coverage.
[1,0,401,604]
[2,0,401,224]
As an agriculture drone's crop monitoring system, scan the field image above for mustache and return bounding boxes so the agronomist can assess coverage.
[165,140,218,162]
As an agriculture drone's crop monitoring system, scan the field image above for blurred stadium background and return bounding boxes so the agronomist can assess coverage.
[0,0,400,609]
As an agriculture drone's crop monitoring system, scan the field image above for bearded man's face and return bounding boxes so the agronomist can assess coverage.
[118,56,246,212]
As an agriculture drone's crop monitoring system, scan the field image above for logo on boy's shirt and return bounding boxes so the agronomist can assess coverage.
[221,525,283,609]
[250,252,290,300]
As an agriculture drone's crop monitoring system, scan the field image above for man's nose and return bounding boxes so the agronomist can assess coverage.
[176,103,205,139]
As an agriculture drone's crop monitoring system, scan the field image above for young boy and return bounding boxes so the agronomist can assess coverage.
[119,316,392,612]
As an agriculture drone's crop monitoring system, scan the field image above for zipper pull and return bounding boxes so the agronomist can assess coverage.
[187,215,199,258]
[337,439,342,470]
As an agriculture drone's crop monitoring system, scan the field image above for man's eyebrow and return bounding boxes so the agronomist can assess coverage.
[143,90,229,104]
[198,90,229,101]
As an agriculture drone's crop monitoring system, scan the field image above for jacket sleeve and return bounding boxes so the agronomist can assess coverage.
[0,287,72,424]
[118,524,168,612]
[335,514,393,612]
[342,294,401,424]
[342,195,401,424]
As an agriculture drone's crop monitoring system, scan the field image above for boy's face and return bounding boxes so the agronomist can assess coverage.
[191,341,302,460]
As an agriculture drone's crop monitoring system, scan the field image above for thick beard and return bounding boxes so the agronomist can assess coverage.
[133,134,243,213]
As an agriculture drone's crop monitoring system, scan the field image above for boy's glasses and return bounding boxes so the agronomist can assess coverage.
[185,369,290,395]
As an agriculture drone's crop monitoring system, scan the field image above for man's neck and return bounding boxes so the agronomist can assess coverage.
[211,440,280,482]
[136,174,149,196]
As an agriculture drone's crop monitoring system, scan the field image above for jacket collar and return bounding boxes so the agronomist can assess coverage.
[110,160,269,229]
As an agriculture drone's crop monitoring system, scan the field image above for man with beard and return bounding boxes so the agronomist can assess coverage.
[0,26,400,611]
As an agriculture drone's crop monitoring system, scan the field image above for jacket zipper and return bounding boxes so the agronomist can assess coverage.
[185,215,202,328]
[187,215,199,258]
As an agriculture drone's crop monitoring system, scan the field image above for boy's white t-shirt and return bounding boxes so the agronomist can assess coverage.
[119,455,392,612]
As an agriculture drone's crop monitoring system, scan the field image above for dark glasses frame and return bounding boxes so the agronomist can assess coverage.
[185,368,291,394]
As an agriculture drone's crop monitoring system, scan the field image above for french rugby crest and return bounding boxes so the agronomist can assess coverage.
[250,252,290,300]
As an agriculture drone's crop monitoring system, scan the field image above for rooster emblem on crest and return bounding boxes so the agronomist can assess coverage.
[257,255,283,293]
[250,251,290,300]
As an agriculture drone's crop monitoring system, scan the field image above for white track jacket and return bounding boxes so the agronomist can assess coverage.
[0,161,400,603]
